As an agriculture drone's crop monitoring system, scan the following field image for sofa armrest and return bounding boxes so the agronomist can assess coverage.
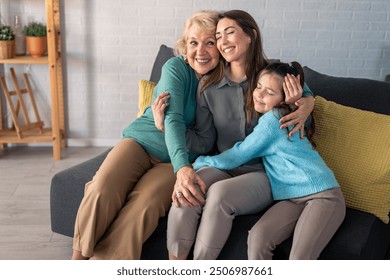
[50,148,111,237]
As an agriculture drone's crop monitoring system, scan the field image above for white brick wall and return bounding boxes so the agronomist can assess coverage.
[1,0,389,146]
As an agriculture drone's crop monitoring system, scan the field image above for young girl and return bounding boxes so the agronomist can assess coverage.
[193,62,346,260]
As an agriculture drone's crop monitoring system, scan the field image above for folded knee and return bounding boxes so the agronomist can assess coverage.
[193,239,221,260]
[248,227,270,250]
[247,228,275,260]
[83,182,124,208]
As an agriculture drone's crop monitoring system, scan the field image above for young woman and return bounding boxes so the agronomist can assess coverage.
[71,10,224,260]
[153,10,315,260]
[193,62,346,260]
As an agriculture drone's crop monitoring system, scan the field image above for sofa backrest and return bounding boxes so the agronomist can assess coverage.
[149,44,175,83]
[304,66,390,116]
[148,45,390,117]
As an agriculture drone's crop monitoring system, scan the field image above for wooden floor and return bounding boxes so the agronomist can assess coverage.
[0,145,109,260]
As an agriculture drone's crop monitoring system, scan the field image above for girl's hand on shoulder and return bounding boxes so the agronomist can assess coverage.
[283,74,302,105]
[151,92,170,131]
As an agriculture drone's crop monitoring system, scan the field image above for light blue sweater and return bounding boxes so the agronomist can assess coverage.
[187,75,314,155]
[193,109,339,200]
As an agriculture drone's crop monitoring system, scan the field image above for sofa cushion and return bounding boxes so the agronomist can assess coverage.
[137,80,156,117]
[313,96,390,223]
[149,44,175,83]
[303,66,390,116]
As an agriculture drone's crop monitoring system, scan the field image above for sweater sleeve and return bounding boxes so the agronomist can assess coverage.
[193,112,277,171]
[302,82,313,97]
[157,58,194,173]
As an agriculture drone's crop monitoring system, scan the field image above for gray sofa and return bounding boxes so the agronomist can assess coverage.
[51,45,390,260]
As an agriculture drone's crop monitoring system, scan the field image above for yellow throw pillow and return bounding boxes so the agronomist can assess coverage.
[313,96,390,223]
[137,80,156,118]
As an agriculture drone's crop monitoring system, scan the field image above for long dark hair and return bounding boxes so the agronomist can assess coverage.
[250,61,316,147]
[219,10,269,119]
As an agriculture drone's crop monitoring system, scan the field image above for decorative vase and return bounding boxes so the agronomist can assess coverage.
[26,36,47,57]
[13,15,26,56]
[0,40,16,59]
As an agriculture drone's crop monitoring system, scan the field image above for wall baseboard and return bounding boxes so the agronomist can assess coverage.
[5,138,117,148]
[65,138,117,147]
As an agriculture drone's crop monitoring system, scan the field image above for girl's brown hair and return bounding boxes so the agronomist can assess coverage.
[251,61,316,147]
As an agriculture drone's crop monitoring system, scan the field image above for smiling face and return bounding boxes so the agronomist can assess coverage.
[185,25,220,76]
[215,18,252,64]
[253,73,284,114]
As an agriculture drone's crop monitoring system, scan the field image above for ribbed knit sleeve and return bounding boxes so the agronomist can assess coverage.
[302,83,313,97]
[194,112,275,170]
[122,57,199,173]
[194,109,339,200]
[157,58,198,173]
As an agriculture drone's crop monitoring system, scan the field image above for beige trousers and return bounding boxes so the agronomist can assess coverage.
[73,138,175,259]
[248,187,345,260]
[167,165,272,259]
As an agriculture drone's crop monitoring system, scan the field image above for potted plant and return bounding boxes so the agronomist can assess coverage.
[0,24,15,59]
[24,21,47,57]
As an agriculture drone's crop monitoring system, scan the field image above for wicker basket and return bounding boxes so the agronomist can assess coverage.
[0,40,15,59]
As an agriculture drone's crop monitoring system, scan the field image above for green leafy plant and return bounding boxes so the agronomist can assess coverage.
[23,21,47,37]
[0,25,15,41]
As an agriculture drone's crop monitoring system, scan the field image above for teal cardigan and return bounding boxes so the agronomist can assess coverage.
[123,56,199,173]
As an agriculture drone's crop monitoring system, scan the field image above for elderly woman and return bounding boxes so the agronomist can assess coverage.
[71,10,223,260]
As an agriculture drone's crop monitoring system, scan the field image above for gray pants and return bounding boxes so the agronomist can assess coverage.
[248,187,345,260]
[167,165,272,259]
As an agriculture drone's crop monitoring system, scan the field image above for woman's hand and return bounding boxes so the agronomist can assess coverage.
[279,96,315,138]
[151,92,170,131]
[172,166,207,208]
[283,74,302,105]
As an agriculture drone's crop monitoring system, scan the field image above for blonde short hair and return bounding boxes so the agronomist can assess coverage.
[175,10,220,57]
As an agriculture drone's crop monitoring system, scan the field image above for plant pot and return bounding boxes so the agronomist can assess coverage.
[26,36,47,57]
[0,40,16,59]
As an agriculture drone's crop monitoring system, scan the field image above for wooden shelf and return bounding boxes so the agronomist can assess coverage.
[0,55,49,65]
[0,0,64,160]
[0,128,54,143]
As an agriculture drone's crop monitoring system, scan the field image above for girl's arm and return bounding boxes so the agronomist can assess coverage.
[193,114,274,171]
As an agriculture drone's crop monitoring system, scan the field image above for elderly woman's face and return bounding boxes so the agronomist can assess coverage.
[185,25,220,76]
